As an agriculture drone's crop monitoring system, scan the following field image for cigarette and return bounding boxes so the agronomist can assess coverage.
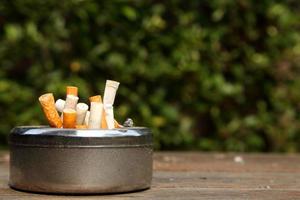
[62,86,79,117]
[89,95,108,128]
[114,119,123,128]
[89,95,102,103]
[88,102,103,129]
[103,80,120,105]
[84,111,90,126]
[64,95,79,110]
[67,86,78,96]
[39,93,62,128]
[101,110,108,128]
[75,124,87,129]
[104,104,115,129]
[101,111,122,129]
[63,109,76,128]
[76,103,89,125]
[55,99,65,113]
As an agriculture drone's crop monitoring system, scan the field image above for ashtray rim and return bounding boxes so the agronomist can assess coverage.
[9,126,152,148]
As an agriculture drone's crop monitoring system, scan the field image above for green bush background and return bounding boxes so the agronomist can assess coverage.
[0,1,300,151]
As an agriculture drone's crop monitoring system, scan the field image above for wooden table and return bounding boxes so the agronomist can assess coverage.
[0,151,299,199]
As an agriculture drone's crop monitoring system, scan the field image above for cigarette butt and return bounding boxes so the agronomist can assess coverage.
[64,95,79,110]
[39,93,62,128]
[104,104,114,129]
[63,109,76,128]
[88,102,103,129]
[101,110,122,129]
[55,99,65,113]
[101,110,108,129]
[89,95,102,103]
[103,80,119,105]
[114,119,123,128]
[84,111,90,126]
[75,124,87,129]
[67,86,78,96]
[76,103,89,125]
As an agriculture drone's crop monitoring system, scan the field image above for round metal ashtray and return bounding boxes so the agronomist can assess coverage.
[9,126,153,194]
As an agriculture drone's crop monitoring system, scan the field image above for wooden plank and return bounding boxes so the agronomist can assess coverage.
[154,152,300,173]
[0,152,299,200]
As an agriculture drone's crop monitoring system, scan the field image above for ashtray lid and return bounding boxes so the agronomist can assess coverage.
[9,126,152,148]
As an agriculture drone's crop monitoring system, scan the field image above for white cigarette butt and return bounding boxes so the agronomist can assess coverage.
[64,95,79,110]
[55,99,65,113]
[88,102,103,129]
[76,103,89,125]
[84,111,90,126]
[104,104,115,129]
[103,80,120,105]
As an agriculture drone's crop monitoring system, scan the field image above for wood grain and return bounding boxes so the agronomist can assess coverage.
[0,151,299,200]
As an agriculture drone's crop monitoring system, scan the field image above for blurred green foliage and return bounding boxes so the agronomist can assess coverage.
[0,0,300,152]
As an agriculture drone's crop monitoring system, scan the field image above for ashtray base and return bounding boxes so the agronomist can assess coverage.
[9,126,153,194]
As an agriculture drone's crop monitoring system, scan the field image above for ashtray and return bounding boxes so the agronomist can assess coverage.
[9,126,152,194]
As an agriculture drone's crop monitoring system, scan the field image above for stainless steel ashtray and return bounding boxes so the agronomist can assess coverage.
[9,126,153,194]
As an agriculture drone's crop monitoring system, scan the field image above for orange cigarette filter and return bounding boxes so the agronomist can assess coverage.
[89,95,102,103]
[75,124,87,129]
[101,110,108,128]
[63,109,77,128]
[66,86,78,96]
[39,93,62,128]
